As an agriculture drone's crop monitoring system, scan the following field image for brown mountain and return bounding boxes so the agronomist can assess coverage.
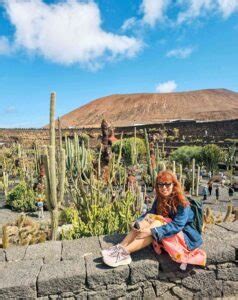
[57,89,238,128]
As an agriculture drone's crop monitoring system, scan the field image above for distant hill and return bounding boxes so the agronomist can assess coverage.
[54,89,238,128]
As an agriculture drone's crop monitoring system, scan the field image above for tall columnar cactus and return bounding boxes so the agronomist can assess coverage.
[131,127,137,165]
[196,166,200,197]
[3,171,8,198]
[179,164,183,183]
[144,129,152,177]
[162,143,165,158]
[17,143,22,159]
[192,158,195,195]
[172,160,176,174]
[223,204,233,222]
[43,92,66,240]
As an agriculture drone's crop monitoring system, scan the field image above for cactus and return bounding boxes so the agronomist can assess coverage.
[3,171,8,198]
[131,127,137,165]
[179,164,183,183]
[203,207,215,226]
[172,160,176,174]
[43,92,66,240]
[2,215,47,249]
[223,204,233,222]
[196,166,200,197]
[192,158,195,195]
[117,132,123,166]
[144,129,153,185]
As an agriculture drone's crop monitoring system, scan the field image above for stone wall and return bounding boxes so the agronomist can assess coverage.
[0,222,237,299]
[0,118,238,146]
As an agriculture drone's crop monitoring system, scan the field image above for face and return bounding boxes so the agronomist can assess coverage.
[157,181,174,197]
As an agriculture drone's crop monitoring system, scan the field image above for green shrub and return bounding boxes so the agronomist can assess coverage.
[170,146,203,167]
[61,191,139,240]
[201,144,224,172]
[7,182,36,212]
[167,135,175,142]
[59,207,79,225]
[112,137,146,164]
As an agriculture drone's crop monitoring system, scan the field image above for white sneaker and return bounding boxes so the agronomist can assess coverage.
[103,245,132,268]
[180,263,187,271]
[101,244,119,257]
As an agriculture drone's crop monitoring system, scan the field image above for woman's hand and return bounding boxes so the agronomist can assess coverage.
[130,222,140,232]
[136,227,152,239]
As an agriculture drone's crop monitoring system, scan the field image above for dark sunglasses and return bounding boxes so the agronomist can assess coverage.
[157,182,173,188]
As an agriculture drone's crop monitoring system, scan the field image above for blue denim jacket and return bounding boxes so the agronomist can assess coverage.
[138,198,203,250]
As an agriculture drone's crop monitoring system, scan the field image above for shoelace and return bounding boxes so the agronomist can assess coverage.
[115,249,128,263]
[108,245,120,257]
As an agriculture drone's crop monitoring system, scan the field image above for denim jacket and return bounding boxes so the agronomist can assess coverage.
[138,198,203,250]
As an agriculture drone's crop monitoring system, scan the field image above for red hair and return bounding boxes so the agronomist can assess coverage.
[155,170,188,217]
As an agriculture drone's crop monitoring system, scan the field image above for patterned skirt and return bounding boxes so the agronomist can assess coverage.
[151,216,206,266]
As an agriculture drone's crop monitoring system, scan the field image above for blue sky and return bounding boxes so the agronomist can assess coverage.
[0,0,238,128]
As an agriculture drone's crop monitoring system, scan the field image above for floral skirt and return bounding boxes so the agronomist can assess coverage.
[152,216,206,267]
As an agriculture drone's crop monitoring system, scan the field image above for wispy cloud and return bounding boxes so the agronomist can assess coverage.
[177,0,238,24]
[121,17,137,32]
[218,0,238,18]
[140,0,170,27]
[156,80,177,93]
[138,0,238,27]
[166,46,194,59]
[0,36,11,55]
[4,105,17,114]
[1,0,143,69]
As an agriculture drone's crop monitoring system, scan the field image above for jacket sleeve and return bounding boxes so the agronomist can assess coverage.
[151,205,189,241]
[136,198,158,221]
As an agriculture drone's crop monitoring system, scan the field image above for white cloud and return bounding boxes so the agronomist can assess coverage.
[177,0,214,24]
[121,17,137,32]
[177,0,238,24]
[0,36,11,55]
[140,0,170,27]
[156,80,177,93]
[2,0,142,69]
[217,0,238,18]
[166,46,194,58]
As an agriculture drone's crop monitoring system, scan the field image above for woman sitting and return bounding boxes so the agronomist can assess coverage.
[102,170,206,269]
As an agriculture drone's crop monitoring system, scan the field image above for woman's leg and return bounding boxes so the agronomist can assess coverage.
[124,236,153,253]
[120,230,139,247]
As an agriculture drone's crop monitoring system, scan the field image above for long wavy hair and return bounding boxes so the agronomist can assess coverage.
[155,170,188,217]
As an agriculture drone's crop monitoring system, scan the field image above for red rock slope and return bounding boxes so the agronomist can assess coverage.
[57,89,238,128]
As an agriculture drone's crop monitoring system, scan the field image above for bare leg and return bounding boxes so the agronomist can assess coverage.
[124,236,153,254]
[120,230,139,247]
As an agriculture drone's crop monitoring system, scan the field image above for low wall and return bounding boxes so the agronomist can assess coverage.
[0,222,237,299]
[1,119,238,145]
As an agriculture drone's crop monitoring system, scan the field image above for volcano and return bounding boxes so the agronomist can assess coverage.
[55,89,238,128]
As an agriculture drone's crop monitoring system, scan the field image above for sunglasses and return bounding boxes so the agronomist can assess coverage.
[157,182,173,188]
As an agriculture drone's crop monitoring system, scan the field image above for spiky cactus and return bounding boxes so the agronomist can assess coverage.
[172,160,176,174]
[3,171,8,198]
[196,166,200,197]
[192,158,195,195]
[223,204,233,222]
[179,164,183,183]
[43,92,66,240]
